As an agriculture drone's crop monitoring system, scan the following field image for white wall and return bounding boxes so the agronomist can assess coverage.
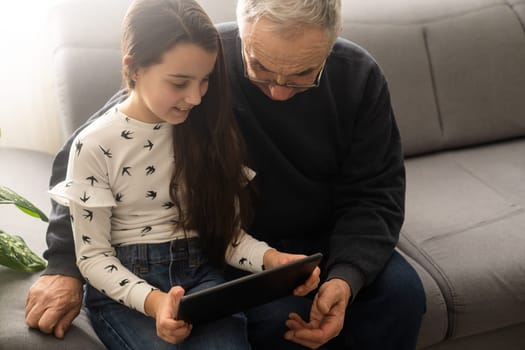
[0,0,62,155]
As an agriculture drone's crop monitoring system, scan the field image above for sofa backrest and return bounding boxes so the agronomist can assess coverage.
[49,0,525,157]
[342,0,525,157]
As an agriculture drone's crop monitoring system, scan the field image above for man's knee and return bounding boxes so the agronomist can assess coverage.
[380,251,426,317]
[350,251,426,321]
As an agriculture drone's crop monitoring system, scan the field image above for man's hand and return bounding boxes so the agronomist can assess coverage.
[25,275,83,339]
[284,278,351,349]
[263,249,321,296]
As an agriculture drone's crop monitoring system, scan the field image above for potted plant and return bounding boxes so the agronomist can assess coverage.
[0,184,48,272]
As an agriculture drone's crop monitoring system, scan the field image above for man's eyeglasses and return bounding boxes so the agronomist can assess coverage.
[241,47,325,90]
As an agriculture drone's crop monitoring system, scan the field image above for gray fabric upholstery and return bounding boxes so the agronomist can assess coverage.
[0,149,105,350]
[344,0,525,156]
[1,0,524,349]
[401,140,525,343]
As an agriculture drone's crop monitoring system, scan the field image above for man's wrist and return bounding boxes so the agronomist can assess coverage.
[42,257,84,282]
[327,263,365,302]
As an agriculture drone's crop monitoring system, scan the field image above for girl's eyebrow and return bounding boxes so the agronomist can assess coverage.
[167,70,214,80]
[167,73,196,79]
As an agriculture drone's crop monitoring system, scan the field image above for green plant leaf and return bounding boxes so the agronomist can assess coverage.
[0,230,47,272]
[0,184,48,222]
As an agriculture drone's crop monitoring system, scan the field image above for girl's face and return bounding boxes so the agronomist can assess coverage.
[126,43,217,125]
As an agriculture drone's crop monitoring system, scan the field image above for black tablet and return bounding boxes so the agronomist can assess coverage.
[177,252,323,324]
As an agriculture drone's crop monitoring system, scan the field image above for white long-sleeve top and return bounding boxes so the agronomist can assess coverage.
[49,107,270,315]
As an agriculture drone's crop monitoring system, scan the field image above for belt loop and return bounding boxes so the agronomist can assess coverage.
[136,244,149,274]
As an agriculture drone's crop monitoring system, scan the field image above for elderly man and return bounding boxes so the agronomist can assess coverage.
[26,0,425,349]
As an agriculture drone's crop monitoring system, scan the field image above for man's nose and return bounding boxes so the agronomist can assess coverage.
[268,85,295,101]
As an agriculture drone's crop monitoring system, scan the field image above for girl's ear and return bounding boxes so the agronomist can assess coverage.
[122,54,133,67]
[123,55,138,81]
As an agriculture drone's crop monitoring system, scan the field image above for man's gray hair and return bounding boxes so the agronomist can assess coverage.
[236,0,342,44]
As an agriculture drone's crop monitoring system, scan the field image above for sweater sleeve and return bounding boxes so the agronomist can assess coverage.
[225,230,271,273]
[328,74,405,296]
[43,90,128,279]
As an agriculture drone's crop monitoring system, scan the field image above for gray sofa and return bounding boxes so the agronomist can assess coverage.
[1,0,524,349]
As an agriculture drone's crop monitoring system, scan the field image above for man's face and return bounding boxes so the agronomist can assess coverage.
[242,18,331,101]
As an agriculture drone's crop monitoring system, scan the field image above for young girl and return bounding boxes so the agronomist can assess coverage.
[49,0,319,348]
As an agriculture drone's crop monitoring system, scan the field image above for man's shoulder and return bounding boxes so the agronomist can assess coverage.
[331,37,376,64]
[328,37,386,84]
[216,22,239,41]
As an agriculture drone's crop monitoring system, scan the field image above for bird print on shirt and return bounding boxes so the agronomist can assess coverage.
[121,130,134,139]
[86,176,98,186]
[83,209,93,221]
[80,192,90,203]
[146,191,157,200]
[141,226,152,236]
[75,140,83,156]
[163,202,174,209]
[99,145,113,158]
[105,264,118,273]
[119,279,130,287]
[145,166,156,175]
[144,140,154,151]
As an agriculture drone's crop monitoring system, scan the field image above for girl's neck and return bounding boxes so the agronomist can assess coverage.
[119,92,163,124]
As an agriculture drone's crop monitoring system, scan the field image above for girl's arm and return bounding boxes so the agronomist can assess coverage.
[69,202,157,314]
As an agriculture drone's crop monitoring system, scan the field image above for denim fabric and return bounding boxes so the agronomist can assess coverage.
[84,238,251,350]
[239,250,425,350]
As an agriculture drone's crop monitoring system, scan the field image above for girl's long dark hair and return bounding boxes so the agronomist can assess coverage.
[122,0,252,266]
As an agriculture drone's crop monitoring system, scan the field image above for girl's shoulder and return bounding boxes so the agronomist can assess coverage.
[74,107,127,148]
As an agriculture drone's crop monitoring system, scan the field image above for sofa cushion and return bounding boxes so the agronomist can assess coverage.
[343,0,525,156]
[426,5,525,149]
[0,148,104,349]
[399,139,525,339]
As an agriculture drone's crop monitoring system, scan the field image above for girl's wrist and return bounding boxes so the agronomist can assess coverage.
[144,289,165,318]
[262,248,279,270]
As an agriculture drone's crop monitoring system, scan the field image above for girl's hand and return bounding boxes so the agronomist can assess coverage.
[145,286,192,344]
[263,249,321,296]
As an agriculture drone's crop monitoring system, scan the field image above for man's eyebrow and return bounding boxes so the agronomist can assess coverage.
[249,57,316,76]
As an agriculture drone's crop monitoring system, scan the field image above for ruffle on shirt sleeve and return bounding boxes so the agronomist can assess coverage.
[49,180,116,208]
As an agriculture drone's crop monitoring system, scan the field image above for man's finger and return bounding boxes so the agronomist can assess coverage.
[53,305,80,338]
[25,303,44,329]
[37,308,62,334]
[284,328,325,349]
[286,312,311,330]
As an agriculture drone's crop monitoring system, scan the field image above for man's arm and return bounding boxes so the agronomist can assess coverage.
[25,90,128,338]
[285,65,405,349]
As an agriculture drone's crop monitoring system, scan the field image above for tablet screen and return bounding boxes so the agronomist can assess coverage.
[177,252,323,324]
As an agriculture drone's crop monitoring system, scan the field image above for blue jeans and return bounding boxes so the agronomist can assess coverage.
[84,238,251,350]
[238,250,426,350]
